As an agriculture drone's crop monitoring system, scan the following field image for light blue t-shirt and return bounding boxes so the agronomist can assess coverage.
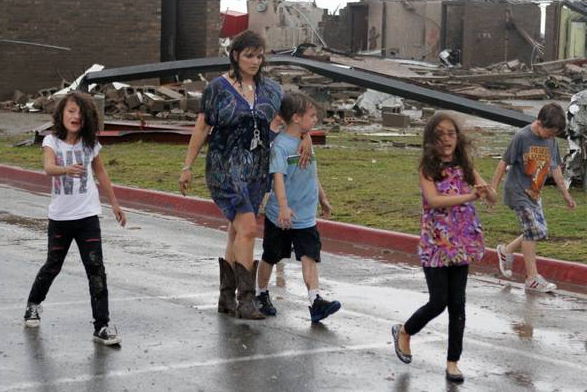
[265,132,319,229]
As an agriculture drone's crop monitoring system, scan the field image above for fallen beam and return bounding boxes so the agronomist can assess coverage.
[80,55,535,127]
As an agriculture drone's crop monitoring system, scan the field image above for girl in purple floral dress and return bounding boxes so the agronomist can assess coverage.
[391,113,496,383]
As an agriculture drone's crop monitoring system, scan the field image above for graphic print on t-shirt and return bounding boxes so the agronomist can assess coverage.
[75,149,91,193]
[523,145,550,200]
[54,149,92,195]
[53,153,63,194]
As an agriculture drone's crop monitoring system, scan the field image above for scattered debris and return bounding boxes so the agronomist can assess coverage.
[7,46,586,140]
[565,90,587,190]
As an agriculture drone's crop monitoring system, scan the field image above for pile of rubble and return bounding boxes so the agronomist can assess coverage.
[1,80,206,122]
[96,81,205,121]
[268,66,365,121]
[1,64,411,127]
[266,66,411,127]
[403,58,587,102]
[297,47,587,103]
[7,50,587,128]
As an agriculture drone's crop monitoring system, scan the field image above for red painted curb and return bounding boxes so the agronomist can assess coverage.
[2,163,586,289]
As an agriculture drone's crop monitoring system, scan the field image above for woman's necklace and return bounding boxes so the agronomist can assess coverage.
[238,81,255,102]
[239,82,254,92]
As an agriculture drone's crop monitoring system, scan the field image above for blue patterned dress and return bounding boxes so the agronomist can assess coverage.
[200,76,282,221]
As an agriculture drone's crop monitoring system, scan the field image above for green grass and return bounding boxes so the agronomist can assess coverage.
[1,131,586,263]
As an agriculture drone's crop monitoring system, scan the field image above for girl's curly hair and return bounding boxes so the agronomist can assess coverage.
[419,113,476,186]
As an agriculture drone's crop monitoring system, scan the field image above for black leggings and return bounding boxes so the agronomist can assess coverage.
[404,265,468,362]
[27,215,110,331]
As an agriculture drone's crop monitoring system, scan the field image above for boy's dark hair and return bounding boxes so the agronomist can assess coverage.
[52,92,99,149]
[537,102,566,134]
[419,113,476,186]
[280,92,317,124]
[229,30,266,85]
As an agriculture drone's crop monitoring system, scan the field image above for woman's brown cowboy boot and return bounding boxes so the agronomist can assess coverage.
[218,258,237,316]
[234,260,266,319]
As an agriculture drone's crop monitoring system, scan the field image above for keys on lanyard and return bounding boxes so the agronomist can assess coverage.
[249,92,264,151]
[250,128,261,151]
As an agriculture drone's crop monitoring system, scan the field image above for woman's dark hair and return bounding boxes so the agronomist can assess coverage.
[419,113,476,185]
[52,92,99,149]
[280,92,317,123]
[228,30,266,85]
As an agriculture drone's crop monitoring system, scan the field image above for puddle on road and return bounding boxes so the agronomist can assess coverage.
[0,210,46,232]
[511,322,534,340]
[504,370,535,389]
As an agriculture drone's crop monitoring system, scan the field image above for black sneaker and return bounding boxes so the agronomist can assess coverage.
[309,295,341,323]
[256,291,277,316]
[93,325,121,346]
[24,303,42,328]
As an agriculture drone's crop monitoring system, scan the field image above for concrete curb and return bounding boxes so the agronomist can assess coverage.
[2,163,586,289]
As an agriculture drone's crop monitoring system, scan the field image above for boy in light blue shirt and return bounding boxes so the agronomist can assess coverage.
[256,92,341,323]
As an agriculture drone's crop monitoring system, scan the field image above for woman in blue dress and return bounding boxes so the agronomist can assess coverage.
[179,30,310,319]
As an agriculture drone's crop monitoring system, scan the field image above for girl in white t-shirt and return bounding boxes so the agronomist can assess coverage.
[23,92,126,346]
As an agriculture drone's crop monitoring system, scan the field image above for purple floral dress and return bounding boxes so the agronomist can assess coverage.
[418,165,484,267]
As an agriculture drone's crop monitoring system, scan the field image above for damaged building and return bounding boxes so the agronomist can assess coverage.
[247,0,326,49]
[247,0,587,70]
[0,0,221,100]
[322,0,442,61]
[546,1,587,61]
[320,0,542,67]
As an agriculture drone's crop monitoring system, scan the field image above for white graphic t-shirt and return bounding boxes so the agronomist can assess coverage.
[42,134,102,220]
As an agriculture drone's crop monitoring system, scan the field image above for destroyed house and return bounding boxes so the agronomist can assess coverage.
[320,0,542,69]
[442,0,542,68]
[247,0,326,51]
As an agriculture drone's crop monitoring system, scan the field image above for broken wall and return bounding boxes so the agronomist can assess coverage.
[544,2,562,62]
[247,0,325,50]
[382,1,442,61]
[367,0,383,52]
[555,5,587,60]
[0,0,162,100]
[0,0,220,100]
[321,8,353,52]
[459,2,541,68]
[442,2,465,55]
[174,0,221,80]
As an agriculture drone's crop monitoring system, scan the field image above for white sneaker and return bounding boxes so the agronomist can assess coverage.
[496,244,513,278]
[525,275,557,293]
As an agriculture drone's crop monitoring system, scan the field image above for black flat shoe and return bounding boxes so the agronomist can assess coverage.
[445,370,465,383]
[391,324,412,364]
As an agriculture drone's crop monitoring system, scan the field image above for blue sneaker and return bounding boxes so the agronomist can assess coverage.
[309,295,341,323]
[256,291,277,316]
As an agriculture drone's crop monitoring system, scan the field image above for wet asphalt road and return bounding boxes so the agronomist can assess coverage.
[1,184,586,392]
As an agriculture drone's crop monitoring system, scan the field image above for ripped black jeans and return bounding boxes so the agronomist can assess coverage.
[27,215,110,331]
